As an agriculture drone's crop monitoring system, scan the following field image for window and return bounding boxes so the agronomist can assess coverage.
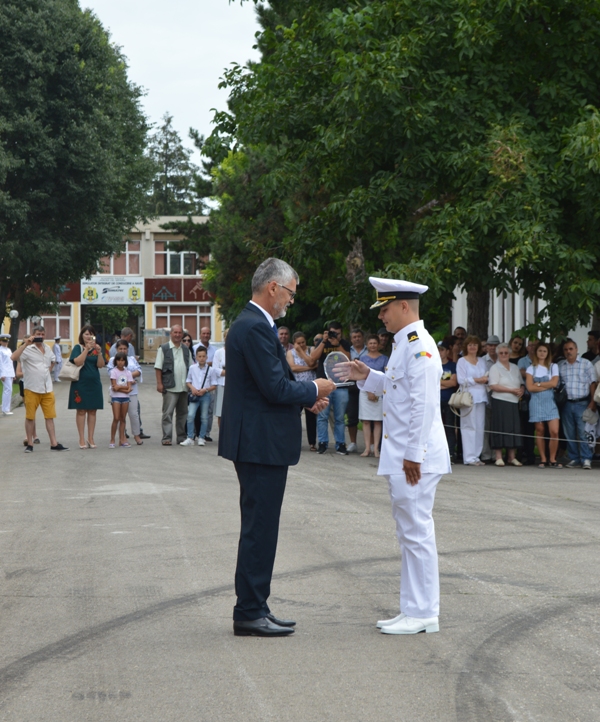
[99,241,141,275]
[154,242,198,275]
[18,305,72,340]
[154,304,211,340]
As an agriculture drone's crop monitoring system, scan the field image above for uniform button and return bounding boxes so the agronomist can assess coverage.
[393,385,397,389]
[384,366,388,371]
[383,412,386,417]
[383,390,386,394]
[384,434,388,439]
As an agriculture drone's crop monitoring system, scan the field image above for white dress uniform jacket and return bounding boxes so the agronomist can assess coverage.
[359,320,451,477]
[0,346,14,379]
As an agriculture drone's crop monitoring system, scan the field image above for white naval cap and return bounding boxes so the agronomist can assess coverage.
[369,277,429,309]
[0,333,10,340]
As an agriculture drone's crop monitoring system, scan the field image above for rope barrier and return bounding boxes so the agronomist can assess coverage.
[441,422,597,447]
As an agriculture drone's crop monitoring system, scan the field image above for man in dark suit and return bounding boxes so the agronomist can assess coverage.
[219,258,336,637]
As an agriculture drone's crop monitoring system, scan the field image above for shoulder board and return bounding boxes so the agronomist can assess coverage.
[407,331,419,343]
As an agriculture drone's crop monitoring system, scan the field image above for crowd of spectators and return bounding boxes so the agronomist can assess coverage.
[441,327,600,470]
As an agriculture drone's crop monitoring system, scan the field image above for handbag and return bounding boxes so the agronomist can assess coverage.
[519,388,531,414]
[58,360,81,382]
[554,380,568,410]
[448,385,474,416]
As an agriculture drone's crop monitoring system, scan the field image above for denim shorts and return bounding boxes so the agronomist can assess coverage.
[111,397,130,404]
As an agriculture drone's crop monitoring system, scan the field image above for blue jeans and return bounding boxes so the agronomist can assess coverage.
[561,400,592,463]
[187,393,211,439]
[317,387,349,448]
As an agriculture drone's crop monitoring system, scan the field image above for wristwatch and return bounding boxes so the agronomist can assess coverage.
[537,382,541,387]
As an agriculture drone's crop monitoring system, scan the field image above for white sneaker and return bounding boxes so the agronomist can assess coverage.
[179,438,194,446]
[2,411,14,416]
[582,459,592,470]
[380,615,439,635]
[376,612,406,629]
[197,438,206,446]
[347,442,357,453]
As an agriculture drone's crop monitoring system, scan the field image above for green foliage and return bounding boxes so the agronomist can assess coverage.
[0,0,154,331]
[145,114,203,216]
[206,0,600,338]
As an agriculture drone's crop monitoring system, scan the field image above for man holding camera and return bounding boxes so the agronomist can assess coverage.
[11,327,69,452]
[310,321,351,454]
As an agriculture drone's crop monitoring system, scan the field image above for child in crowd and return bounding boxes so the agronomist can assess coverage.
[109,352,133,448]
[107,340,144,445]
[181,346,218,446]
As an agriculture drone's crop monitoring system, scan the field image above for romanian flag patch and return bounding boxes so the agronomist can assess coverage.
[414,351,432,359]
[407,331,419,343]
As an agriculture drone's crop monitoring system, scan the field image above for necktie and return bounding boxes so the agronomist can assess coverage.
[272,323,278,337]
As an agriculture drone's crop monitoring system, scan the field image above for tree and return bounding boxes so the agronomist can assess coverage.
[145,114,204,216]
[0,0,154,345]
[208,0,600,338]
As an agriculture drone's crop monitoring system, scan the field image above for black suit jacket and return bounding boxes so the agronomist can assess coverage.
[218,303,317,466]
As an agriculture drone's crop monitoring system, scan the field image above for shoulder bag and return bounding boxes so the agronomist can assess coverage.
[554,379,568,410]
[59,348,82,382]
[448,384,474,416]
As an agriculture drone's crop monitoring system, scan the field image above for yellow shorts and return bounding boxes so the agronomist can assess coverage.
[24,390,56,420]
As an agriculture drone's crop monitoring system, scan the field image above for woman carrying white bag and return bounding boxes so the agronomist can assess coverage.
[456,335,489,466]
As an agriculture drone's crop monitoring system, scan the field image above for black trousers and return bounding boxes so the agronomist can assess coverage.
[346,383,360,428]
[233,461,288,621]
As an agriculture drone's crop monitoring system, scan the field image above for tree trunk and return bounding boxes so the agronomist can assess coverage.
[467,289,490,341]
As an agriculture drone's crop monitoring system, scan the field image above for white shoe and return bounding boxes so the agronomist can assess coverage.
[347,442,357,453]
[509,458,523,467]
[2,411,14,416]
[179,438,194,446]
[494,459,505,467]
[376,612,406,629]
[197,438,206,446]
[380,615,439,635]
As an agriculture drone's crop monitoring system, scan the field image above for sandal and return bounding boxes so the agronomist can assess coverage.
[549,461,563,469]
[109,443,115,449]
[161,440,172,446]
[309,445,317,452]
[537,462,547,469]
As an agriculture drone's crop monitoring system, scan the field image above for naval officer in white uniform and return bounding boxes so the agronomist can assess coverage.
[0,333,15,415]
[336,277,451,634]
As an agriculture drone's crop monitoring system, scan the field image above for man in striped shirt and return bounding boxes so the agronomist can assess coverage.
[558,339,597,469]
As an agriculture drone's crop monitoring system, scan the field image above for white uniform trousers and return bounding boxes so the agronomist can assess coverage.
[460,401,486,464]
[387,471,441,619]
[2,376,14,413]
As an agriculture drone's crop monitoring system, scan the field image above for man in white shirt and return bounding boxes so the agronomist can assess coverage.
[109,327,136,358]
[193,326,216,441]
[154,325,191,445]
[0,333,15,415]
[212,332,227,427]
[11,327,69,452]
[336,277,450,635]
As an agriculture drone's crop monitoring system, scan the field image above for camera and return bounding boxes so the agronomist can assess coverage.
[32,337,44,343]
[328,330,338,339]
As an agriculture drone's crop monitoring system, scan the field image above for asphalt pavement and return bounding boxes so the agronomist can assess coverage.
[0,376,599,722]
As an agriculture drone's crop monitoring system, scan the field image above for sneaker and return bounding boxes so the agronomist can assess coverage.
[50,443,69,451]
[197,438,206,446]
[582,459,592,470]
[204,436,213,442]
[317,442,328,454]
[565,460,581,468]
[346,442,357,453]
[24,445,33,453]
[336,443,349,455]
[2,411,14,416]
[179,438,194,446]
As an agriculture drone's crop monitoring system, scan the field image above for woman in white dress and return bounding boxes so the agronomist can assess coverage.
[359,335,388,457]
[456,336,489,465]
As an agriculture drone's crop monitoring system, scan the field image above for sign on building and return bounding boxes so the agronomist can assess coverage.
[81,276,145,305]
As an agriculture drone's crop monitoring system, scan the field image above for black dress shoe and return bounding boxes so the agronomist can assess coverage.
[233,617,294,637]
[139,433,151,439]
[204,435,213,442]
[266,612,296,627]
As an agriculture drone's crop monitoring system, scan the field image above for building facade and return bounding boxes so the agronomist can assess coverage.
[6,217,223,358]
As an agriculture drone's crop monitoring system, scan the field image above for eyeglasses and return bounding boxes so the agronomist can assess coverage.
[276,283,296,300]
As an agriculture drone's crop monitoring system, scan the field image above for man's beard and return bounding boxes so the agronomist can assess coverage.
[273,301,289,319]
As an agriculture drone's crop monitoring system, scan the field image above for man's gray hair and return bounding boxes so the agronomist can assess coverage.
[497,343,510,353]
[121,326,134,337]
[251,258,298,295]
[32,325,45,334]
